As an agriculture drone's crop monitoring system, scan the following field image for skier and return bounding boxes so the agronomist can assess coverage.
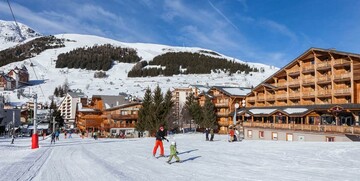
[167,141,180,164]
[210,128,214,141]
[153,126,168,157]
[55,130,59,141]
[205,128,209,141]
[229,127,235,142]
[51,132,56,144]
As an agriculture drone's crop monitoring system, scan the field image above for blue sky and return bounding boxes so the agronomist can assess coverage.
[1,0,360,67]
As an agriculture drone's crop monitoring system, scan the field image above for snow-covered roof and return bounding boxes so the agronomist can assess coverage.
[283,108,308,114]
[249,108,277,115]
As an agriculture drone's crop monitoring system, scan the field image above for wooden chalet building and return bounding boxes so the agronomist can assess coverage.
[0,65,29,90]
[76,95,141,137]
[199,86,251,134]
[239,48,360,142]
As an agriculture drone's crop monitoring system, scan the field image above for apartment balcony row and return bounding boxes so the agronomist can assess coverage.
[217,112,230,117]
[110,114,138,120]
[243,122,360,134]
[248,90,351,101]
[215,102,229,107]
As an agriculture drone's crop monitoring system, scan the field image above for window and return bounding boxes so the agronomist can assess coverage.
[259,131,264,139]
[326,137,335,142]
[247,130,252,138]
[272,132,278,140]
[286,133,293,141]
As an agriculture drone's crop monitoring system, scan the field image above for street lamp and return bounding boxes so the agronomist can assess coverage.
[233,103,239,125]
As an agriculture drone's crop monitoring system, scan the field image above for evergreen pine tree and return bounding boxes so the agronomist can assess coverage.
[202,96,216,128]
[136,87,153,132]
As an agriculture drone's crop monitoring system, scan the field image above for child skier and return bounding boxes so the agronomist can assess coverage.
[167,141,180,164]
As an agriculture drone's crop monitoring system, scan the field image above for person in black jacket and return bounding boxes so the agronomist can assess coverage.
[153,126,168,157]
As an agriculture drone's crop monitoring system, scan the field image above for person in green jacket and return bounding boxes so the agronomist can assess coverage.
[167,141,180,163]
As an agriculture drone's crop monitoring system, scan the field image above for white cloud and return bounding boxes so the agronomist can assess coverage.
[260,19,297,42]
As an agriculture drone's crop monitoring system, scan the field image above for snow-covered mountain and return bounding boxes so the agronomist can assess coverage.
[0,20,41,51]
[0,21,279,106]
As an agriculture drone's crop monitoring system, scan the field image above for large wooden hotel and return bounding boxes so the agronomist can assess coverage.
[238,48,360,142]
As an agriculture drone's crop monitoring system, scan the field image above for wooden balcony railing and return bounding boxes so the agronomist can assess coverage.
[302,92,315,97]
[288,80,300,86]
[333,88,351,95]
[303,78,315,84]
[243,122,360,134]
[110,114,137,120]
[277,83,287,87]
[318,76,331,82]
[276,94,287,99]
[217,112,230,116]
[317,62,331,69]
[288,68,300,73]
[334,59,350,65]
[302,66,314,72]
[334,73,351,80]
[267,95,275,100]
[317,90,332,95]
[215,102,229,107]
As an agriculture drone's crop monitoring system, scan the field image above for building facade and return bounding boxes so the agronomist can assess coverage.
[57,92,87,129]
[240,48,360,141]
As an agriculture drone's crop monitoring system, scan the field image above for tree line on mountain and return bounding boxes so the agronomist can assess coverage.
[55,44,141,71]
[127,52,258,77]
[135,86,216,134]
[0,36,64,67]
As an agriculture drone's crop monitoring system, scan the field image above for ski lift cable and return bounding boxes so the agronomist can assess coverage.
[29,58,46,99]
[6,0,25,41]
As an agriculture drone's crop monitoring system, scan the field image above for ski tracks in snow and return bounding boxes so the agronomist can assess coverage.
[1,146,53,181]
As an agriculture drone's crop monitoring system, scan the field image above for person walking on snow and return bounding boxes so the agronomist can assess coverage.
[167,141,180,164]
[210,128,214,141]
[51,132,56,144]
[205,128,209,141]
[153,126,168,157]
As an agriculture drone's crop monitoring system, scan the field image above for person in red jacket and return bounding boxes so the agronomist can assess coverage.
[153,126,168,157]
[229,128,235,142]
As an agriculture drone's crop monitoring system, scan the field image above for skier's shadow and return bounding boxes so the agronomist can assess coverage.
[181,156,201,163]
[178,149,198,155]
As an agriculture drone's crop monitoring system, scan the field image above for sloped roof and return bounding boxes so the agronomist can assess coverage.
[211,86,251,97]
[92,95,130,109]
[68,92,86,98]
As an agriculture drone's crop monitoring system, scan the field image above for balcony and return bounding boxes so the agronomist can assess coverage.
[277,83,287,89]
[288,80,300,87]
[266,95,275,101]
[217,112,230,117]
[333,88,351,96]
[302,92,315,98]
[317,90,332,97]
[302,78,315,85]
[334,59,351,67]
[289,93,300,99]
[302,66,315,73]
[111,114,137,120]
[316,62,331,70]
[215,102,229,107]
[317,76,331,84]
[334,73,351,82]
[247,97,256,102]
[242,122,360,134]
[276,94,287,100]
[288,69,300,76]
